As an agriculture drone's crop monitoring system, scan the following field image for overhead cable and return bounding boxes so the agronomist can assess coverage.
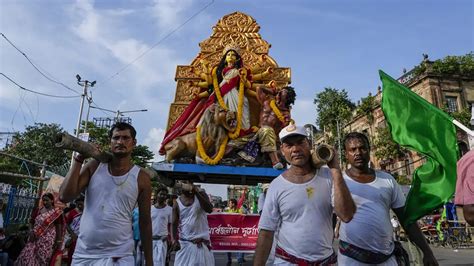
[102,0,215,84]
[1,73,80,99]
[1,33,81,95]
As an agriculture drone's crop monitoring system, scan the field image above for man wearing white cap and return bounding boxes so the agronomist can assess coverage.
[254,123,356,265]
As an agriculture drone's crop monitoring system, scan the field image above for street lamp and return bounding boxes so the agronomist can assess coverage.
[74,74,96,138]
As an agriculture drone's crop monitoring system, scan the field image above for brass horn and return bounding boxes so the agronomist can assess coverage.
[311,144,335,168]
[54,133,112,163]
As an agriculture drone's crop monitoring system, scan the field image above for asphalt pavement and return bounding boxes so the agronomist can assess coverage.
[170,241,474,265]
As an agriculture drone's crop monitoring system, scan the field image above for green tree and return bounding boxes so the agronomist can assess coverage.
[0,155,24,184]
[8,123,70,175]
[448,107,472,128]
[373,126,406,162]
[314,87,355,145]
[413,52,474,77]
[356,94,377,127]
[132,145,155,167]
[81,121,110,150]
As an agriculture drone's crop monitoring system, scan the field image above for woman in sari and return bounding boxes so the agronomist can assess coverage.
[15,193,64,266]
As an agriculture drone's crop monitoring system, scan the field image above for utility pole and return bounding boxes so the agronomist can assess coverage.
[72,75,95,163]
[115,109,148,122]
[84,92,93,133]
[74,74,96,138]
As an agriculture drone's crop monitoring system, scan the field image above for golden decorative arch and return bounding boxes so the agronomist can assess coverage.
[166,11,291,130]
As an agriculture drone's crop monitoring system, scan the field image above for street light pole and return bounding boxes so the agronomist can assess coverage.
[74,74,96,137]
[72,75,95,163]
[84,93,93,133]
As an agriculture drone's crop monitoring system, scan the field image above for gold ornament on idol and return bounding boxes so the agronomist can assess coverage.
[196,125,228,165]
[269,99,286,124]
[222,43,241,56]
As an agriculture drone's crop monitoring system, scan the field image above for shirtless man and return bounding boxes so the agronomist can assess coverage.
[255,86,296,169]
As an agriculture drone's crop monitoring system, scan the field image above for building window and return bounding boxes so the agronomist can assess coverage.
[445,96,458,113]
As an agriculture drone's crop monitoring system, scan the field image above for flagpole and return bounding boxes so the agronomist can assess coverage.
[452,119,474,137]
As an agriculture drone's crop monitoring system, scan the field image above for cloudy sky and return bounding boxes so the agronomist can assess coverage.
[1,0,472,198]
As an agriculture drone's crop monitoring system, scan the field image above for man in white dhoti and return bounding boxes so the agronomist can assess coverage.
[151,187,172,266]
[171,181,215,266]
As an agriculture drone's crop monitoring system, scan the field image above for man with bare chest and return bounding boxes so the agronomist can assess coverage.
[255,86,296,169]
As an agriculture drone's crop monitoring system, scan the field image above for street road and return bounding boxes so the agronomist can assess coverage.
[170,242,474,265]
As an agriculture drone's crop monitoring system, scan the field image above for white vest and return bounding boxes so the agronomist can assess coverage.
[177,196,210,241]
[74,163,140,258]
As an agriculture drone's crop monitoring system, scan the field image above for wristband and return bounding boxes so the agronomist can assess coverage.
[74,156,84,164]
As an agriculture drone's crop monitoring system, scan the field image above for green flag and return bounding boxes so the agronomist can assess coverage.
[379,70,458,227]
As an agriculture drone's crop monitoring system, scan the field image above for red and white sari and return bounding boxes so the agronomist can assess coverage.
[159,66,252,155]
[15,207,63,266]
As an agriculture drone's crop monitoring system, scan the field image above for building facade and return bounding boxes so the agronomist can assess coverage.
[344,55,474,178]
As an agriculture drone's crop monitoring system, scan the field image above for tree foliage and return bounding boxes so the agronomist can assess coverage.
[7,123,70,175]
[373,126,406,162]
[448,107,472,128]
[80,121,110,150]
[414,53,474,77]
[314,87,355,145]
[132,145,155,167]
[356,94,377,126]
[1,122,155,180]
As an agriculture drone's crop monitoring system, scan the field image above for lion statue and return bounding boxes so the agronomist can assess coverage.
[163,104,237,163]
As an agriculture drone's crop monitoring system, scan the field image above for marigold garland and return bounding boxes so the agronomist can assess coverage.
[212,66,245,140]
[196,125,228,165]
[212,67,227,110]
[227,75,245,139]
[269,99,286,124]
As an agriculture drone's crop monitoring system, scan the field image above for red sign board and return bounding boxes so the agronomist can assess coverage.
[208,213,260,253]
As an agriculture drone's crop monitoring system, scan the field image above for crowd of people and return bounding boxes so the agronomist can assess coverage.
[0,120,445,266]
[2,41,473,265]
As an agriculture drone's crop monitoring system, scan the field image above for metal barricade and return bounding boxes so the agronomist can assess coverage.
[1,182,38,228]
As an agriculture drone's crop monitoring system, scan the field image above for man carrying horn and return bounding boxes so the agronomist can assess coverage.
[59,122,153,266]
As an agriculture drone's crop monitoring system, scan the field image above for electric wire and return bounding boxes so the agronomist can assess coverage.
[1,33,81,95]
[1,73,80,99]
[102,0,215,84]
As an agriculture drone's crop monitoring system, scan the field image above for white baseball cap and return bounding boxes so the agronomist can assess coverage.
[279,123,308,142]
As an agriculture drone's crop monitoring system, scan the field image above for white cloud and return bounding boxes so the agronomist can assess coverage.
[151,0,195,31]
[72,0,101,42]
[143,127,166,161]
